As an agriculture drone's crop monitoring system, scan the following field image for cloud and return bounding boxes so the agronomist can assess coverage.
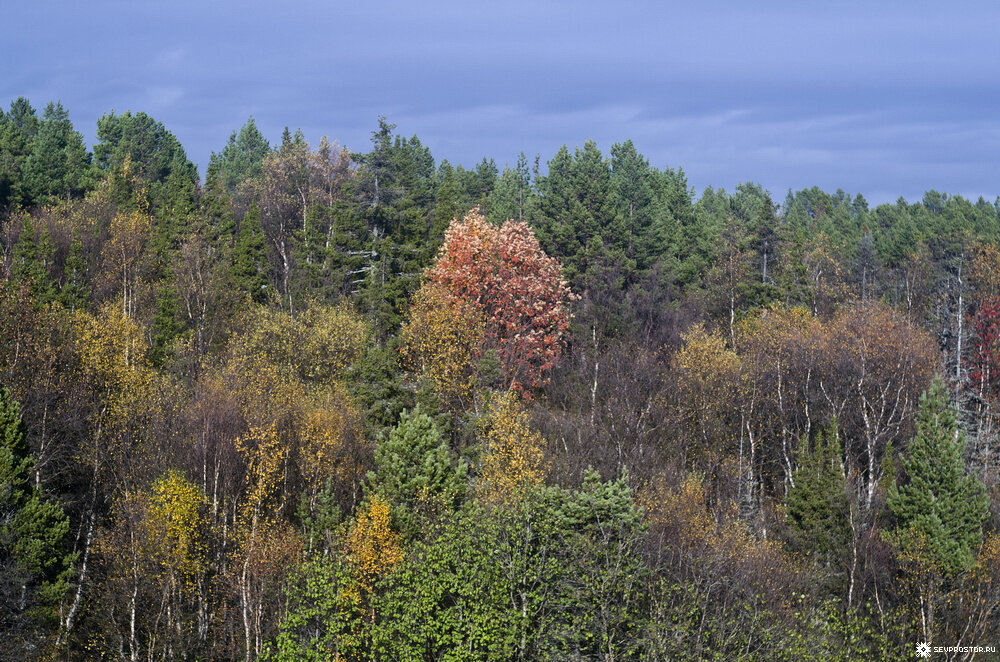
[4,1,1000,204]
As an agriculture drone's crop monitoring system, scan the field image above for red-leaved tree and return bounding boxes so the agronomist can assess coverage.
[426,208,575,393]
[970,296,1000,399]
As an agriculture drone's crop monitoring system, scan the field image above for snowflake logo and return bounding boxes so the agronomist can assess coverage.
[916,641,932,658]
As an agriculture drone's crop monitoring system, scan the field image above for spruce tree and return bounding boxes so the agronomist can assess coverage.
[150,282,184,367]
[231,203,270,303]
[888,377,988,576]
[0,97,39,212]
[59,234,89,311]
[785,421,851,579]
[207,116,270,193]
[0,387,74,649]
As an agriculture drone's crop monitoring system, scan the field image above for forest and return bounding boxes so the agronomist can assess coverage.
[1,97,999,661]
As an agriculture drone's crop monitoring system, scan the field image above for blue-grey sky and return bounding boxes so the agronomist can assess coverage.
[4,1,1000,205]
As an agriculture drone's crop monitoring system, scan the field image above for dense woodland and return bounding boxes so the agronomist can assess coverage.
[1,97,1000,661]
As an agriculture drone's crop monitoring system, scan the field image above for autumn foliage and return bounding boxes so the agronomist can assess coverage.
[346,495,402,594]
[7,104,1000,660]
[476,390,548,502]
[400,282,485,408]
[970,296,1000,397]
[426,209,575,393]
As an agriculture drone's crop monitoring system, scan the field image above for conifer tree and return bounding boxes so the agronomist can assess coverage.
[0,387,74,652]
[487,152,533,224]
[785,421,850,575]
[208,116,271,193]
[59,234,89,311]
[367,408,467,537]
[11,217,56,303]
[149,281,184,367]
[0,97,39,213]
[888,377,989,576]
[231,203,270,303]
[21,101,93,203]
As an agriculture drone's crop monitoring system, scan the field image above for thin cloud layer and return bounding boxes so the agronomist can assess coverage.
[3,0,999,204]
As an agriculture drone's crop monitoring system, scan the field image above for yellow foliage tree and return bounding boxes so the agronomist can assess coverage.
[74,301,155,473]
[736,306,822,492]
[74,301,153,395]
[400,282,486,409]
[230,302,368,387]
[297,303,369,384]
[95,474,209,662]
[100,207,152,319]
[672,323,742,458]
[298,386,367,510]
[346,495,402,595]
[641,472,795,600]
[147,469,208,585]
[476,390,548,502]
[235,422,286,532]
[969,242,1000,300]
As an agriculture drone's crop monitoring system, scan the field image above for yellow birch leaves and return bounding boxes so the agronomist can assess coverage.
[346,495,402,594]
[400,283,485,409]
[477,390,548,502]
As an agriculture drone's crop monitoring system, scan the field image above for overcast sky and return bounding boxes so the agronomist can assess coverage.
[4,1,999,205]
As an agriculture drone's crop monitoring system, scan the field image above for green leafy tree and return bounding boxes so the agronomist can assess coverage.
[264,554,363,662]
[888,377,989,577]
[372,472,646,662]
[371,504,517,662]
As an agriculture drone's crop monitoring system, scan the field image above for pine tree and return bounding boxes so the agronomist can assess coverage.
[20,101,94,204]
[888,377,989,576]
[609,139,653,267]
[367,408,467,538]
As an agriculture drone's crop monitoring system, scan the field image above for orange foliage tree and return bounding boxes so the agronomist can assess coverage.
[426,209,575,393]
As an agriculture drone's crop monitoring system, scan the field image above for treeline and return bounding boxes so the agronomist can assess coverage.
[1,96,999,660]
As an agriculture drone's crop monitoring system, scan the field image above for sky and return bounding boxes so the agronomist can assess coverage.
[3,1,1000,206]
